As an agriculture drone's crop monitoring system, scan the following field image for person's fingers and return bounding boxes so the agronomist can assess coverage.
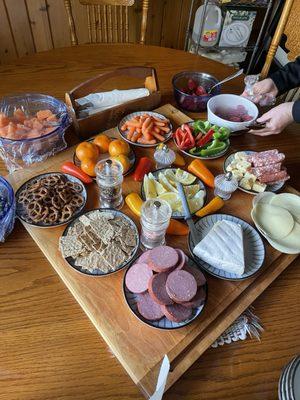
[256,111,272,123]
[241,90,247,97]
[249,128,274,136]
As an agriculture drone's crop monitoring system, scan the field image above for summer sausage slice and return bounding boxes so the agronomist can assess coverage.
[148,246,179,272]
[175,249,186,270]
[161,303,192,323]
[137,250,151,265]
[148,272,173,305]
[184,265,206,287]
[125,263,153,294]
[180,286,206,308]
[137,292,165,321]
[166,270,197,303]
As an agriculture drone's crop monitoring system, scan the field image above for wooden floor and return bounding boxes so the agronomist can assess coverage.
[0,44,299,400]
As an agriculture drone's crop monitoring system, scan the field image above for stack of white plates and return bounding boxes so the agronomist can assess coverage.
[278,356,300,400]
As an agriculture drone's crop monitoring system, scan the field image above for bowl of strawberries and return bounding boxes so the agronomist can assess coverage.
[172,71,220,112]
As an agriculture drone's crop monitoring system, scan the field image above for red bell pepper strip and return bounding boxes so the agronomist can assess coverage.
[133,157,152,181]
[182,124,195,147]
[197,128,215,147]
[61,161,93,184]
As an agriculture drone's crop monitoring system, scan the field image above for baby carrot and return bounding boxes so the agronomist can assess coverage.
[151,131,164,142]
[127,126,135,141]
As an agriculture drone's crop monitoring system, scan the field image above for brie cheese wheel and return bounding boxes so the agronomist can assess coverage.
[193,220,245,276]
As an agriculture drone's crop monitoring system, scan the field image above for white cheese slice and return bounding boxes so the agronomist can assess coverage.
[193,220,245,276]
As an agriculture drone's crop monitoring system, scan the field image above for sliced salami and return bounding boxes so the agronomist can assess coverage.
[247,150,278,164]
[250,162,281,178]
[184,265,206,287]
[125,263,153,294]
[166,270,197,303]
[148,272,173,305]
[259,169,289,184]
[250,153,285,168]
[161,303,192,322]
[180,287,206,308]
[137,292,165,321]
[175,248,186,270]
[148,246,179,272]
[137,250,151,265]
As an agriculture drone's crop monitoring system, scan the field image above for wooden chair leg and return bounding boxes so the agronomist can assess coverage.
[64,0,79,46]
[140,0,149,44]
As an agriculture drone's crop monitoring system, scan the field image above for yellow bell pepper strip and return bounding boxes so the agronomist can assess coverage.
[125,193,189,236]
[173,151,185,167]
[195,196,224,217]
[187,159,215,188]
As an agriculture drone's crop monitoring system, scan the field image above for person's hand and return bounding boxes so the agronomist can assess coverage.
[249,102,294,136]
[242,78,279,103]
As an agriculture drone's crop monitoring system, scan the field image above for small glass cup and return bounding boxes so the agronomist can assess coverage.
[214,171,238,200]
[140,199,172,250]
[154,144,176,169]
[95,158,124,209]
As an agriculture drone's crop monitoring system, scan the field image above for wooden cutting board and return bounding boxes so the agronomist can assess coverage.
[6,104,299,398]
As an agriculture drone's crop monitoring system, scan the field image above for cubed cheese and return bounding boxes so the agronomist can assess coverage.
[252,182,266,192]
[240,177,252,190]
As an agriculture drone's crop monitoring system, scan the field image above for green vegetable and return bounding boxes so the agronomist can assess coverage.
[219,126,231,139]
[200,140,227,157]
[204,121,211,130]
[193,120,206,135]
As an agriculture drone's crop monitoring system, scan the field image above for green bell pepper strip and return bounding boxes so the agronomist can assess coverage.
[204,121,211,130]
[193,120,206,135]
[200,141,227,157]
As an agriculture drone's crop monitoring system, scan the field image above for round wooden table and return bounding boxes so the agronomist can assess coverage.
[0,44,299,400]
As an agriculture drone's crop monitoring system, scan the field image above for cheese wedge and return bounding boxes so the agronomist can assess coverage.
[193,220,245,276]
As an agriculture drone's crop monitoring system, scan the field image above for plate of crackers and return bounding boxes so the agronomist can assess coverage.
[59,209,139,276]
[16,172,87,228]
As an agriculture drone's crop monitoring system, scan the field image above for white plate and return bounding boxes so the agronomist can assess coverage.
[224,151,285,195]
[118,111,172,148]
[123,255,207,330]
[140,167,207,219]
[188,213,265,281]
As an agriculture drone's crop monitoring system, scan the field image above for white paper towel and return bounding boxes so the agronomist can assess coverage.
[149,355,170,400]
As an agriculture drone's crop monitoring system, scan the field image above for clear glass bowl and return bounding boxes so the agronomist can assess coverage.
[172,71,221,112]
[0,177,15,242]
[0,93,70,172]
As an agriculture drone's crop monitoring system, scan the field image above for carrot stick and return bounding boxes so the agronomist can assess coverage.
[127,127,135,141]
[131,130,142,142]
[127,121,142,128]
[153,121,166,127]
[121,123,128,131]
[159,126,171,133]
[151,131,165,142]
[137,137,156,145]
[154,126,161,133]
[152,116,169,123]
[143,122,154,140]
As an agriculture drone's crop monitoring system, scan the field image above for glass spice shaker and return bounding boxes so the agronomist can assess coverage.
[214,171,238,200]
[95,158,124,209]
[154,144,176,169]
[140,199,172,250]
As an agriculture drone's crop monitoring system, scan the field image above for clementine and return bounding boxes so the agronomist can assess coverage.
[93,134,111,153]
[108,139,130,157]
[112,154,131,174]
[80,158,97,177]
[76,141,99,162]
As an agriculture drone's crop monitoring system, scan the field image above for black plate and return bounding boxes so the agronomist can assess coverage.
[15,172,87,228]
[123,254,207,330]
[140,167,207,220]
[61,208,140,277]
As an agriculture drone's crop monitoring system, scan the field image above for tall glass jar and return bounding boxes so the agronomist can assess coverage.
[95,158,124,209]
[140,199,172,250]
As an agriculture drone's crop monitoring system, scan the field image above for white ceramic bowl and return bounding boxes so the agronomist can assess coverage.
[207,94,259,133]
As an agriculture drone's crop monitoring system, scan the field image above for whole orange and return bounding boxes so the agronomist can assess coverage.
[108,139,130,157]
[112,154,131,174]
[80,158,97,177]
[93,134,111,153]
[76,141,99,162]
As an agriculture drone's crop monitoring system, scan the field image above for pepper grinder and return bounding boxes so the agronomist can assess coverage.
[95,158,124,209]
[140,199,172,250]
[154,144,176,169]
[214,171,238,200]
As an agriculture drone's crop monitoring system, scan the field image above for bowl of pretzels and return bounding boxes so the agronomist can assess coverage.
[15,172,87,227]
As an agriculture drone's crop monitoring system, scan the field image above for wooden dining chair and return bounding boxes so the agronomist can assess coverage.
[64,0,149,45]
[261,0,299,102]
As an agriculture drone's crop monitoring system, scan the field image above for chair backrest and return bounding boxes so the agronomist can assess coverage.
[64,0,149,45]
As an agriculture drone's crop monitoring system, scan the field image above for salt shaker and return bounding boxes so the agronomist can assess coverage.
[214,171,238,200]
[140,199,172,250]
[95,158,124,209]
[154,144,176,169]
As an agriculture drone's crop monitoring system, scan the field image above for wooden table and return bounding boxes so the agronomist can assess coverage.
[0,44,299,400]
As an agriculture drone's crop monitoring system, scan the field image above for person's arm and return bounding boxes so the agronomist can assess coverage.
[292,99,300,122]
[270,57,300,95]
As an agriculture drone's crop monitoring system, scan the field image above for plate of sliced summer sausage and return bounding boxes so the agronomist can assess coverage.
[123,245,207,330]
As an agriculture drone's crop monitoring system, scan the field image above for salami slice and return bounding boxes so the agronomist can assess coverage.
[148,246,179,272]
[125,263,153,294]
[161,303,192,323]
[137,250,151,265]
[166,270,197,303]
[148,272,173,305]
[137,292,165,321]
[184,265,206,287]
[180,287,206,308]
[175,248,186,270]
[250,153,285,168]
[247,150,278,164]
[250,162,281,178]
[259,170,289,184]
